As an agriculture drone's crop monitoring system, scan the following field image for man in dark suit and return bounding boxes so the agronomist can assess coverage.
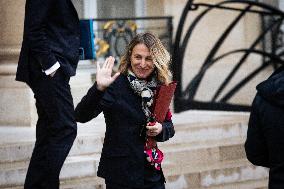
[16,0,80,188]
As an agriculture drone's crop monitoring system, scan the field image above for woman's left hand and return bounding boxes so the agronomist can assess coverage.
[146,122,163,137]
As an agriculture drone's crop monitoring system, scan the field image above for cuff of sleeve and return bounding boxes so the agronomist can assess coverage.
[89,83,105,98]
[44,62,60,75]
[155,124,165,142]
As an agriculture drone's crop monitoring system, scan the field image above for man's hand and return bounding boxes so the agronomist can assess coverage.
[96,56,120,91]
[146,122,163,137]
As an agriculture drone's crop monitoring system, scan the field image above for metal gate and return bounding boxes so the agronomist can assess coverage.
[172,0,284,112]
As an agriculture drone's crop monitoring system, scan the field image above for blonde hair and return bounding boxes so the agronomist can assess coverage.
[119,32,172,85]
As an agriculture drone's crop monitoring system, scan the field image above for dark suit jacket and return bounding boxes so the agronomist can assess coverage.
[245,66,284,189]
[16,0,80,83]
[75,75,175,188]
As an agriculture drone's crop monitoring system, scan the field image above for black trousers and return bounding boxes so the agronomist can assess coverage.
[24,69,77,189]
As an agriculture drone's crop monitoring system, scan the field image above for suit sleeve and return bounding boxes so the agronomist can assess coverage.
[155,110,175,142]
[245,95,269,167]
[75,83,116,123]
[25,0,57,70]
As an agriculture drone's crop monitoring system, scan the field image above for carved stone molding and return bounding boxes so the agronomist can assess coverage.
[0,45,21,64]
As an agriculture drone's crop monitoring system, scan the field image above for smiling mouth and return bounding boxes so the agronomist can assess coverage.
[137,71,150,75]
[138,68,151,71]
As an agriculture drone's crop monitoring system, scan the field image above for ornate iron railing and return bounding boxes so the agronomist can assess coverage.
[91,16,173,64]
[172,0,284,112]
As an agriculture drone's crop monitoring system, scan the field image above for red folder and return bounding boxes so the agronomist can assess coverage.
[152,81,177,123]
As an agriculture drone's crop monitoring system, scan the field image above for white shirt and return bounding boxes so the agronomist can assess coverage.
[44,61,60,75]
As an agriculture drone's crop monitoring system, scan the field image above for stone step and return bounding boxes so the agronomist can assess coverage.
[60,176,105,189]
[5,176,266,189]
[0,143,268,188]
[0,110,253,188]
[0,111,249,163]
[0,153,101,188]
[159,137,246,165]
[0,133,103,164]
[61,177,268,189]
[166,178,268,189]
[0,136,245,171]
[170,112,248,145]
[1,134,246,172]
[0,157,268,189]
[0,176,106,189]
[0,117,106,163]
[164,159,268,189]
[173,111,248,127]
[201,179,268,189]
[1,123,246,164]
[61,178,268,189]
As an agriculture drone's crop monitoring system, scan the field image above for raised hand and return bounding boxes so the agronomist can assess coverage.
[96,56,120,91]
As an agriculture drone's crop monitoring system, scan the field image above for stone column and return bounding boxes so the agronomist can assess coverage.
[0,0,98,127]
[70,0,97,106]
[135,0,147,32]
[0,0,37,127]
[83,0,98,19]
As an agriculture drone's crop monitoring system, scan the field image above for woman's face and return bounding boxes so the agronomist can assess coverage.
[130,43,155,79]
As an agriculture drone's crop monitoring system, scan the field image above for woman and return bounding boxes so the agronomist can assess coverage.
[75,32,175,189]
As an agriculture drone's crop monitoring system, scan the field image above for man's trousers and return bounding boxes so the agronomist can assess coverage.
[24,68,77,189]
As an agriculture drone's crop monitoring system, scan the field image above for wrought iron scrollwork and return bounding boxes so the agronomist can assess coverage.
[102,20,137,58]
[172,0,284,112]
[92,16,173,64]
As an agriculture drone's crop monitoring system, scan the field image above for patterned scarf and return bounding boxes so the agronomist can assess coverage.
[127,70,164,171]
[127,70,157,121]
